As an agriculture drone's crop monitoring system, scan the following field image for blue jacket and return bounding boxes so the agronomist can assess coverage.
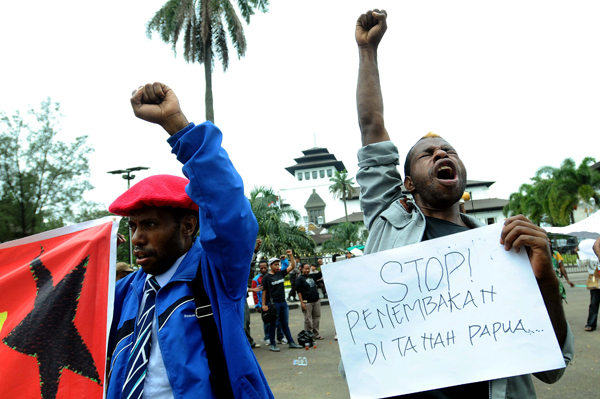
[107,122,273,399]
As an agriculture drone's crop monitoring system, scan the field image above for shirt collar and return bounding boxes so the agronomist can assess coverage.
[147,252,188,288]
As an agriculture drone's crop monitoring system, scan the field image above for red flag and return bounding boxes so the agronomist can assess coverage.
[0,217,120,399]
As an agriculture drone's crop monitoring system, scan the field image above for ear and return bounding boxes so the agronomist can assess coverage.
[181,214,198,237]
[403,176,416,193]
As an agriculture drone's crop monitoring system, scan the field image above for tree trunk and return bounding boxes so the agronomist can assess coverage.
[204,44,214,123]
[343,196,348,222]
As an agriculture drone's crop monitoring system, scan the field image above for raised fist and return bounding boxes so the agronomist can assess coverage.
[130,82,189,135]
[356,9,387,48]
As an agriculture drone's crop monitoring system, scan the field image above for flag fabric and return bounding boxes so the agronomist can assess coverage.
[0,216,120,399]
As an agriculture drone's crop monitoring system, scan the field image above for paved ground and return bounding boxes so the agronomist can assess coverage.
[248,272,600,398]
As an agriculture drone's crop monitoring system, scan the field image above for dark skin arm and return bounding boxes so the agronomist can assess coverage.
[558,260,574,287]
[285,249,296,273]
[356,10,390,146]
[298,292,306,311]
[261,280,269,312]
[130,82,190,135]
[501,215,568,347]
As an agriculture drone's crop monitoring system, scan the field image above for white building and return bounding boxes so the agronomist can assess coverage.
[279,147,360,226]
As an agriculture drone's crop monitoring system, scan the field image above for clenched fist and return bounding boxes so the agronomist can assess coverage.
[130,82,189,135]
[356,9,387,48]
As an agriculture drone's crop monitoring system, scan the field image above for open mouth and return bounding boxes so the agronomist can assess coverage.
[435,161,457,182]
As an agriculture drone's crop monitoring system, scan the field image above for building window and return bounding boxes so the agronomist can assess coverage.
[310,210,315,222]
[297,173,303,181]
[327,169,333,177]
[305,172,310,180]
[312,171,318,179]
[487,217,496,225]
[319,170,325,178]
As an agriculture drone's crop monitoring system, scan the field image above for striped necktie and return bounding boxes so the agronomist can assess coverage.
[121,276,160,399]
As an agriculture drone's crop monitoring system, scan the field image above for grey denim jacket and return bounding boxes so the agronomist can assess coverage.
[352,141,574,399]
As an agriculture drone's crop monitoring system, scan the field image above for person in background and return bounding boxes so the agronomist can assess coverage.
[296,263,324,340]
[550,242,575,302]
[261,250,303,352]
[252,259,286,345]
[287,255,301,302]
[578,238,600,331]
[115,262,134,281]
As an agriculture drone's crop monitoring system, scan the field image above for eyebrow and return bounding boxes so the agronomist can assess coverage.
[420,144,455,154]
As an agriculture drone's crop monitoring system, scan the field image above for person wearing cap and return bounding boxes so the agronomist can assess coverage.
[105,82,272,399]
[115,262,134,281]
[261,249,303,351]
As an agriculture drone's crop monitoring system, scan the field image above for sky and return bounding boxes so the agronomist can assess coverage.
[1,1,599,214]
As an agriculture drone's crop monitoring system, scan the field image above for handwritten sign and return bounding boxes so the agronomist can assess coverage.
[322,223,565,399]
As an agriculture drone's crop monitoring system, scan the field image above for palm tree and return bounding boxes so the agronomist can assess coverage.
[538,157,600,225]
[329,170,355,222]
[503,183,547,226]
[248,186,314,257]
[322,222,368,253]
[146,0,269,122]
[505,157,600,226]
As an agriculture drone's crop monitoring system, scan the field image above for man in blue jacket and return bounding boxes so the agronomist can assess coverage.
[106,82,273,399]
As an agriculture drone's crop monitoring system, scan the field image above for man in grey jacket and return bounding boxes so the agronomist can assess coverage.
[354,9,574,398]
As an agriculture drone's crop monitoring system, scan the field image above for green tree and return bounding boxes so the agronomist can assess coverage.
[0,99,93,242]
[541,157,600,225]
[504,157,600,226]
[147,0,269,122]
[322,222,368,253]
[329,170,355,222]
[503,183,547,225]
[249,186,314,257]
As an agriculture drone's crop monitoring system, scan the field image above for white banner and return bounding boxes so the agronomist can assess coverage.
[323,223,565,399]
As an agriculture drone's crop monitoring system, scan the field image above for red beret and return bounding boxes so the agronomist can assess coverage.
[109,174,199,216]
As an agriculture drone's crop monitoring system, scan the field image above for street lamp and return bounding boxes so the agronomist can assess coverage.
[108,166,150,267]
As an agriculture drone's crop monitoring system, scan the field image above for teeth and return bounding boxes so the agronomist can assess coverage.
[439,166,452,171]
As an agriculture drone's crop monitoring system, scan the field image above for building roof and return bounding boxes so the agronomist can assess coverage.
[463,198,509,213]
[311,232,332,245]
[285,147,346,176]
[591,161,600,172]
[322,211,364,228]
[465,180,495,188]
[304,189,326,209]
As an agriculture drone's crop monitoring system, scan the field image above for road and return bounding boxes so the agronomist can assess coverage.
[248,271,600,398]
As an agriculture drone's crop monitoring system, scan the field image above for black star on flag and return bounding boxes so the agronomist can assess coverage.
[2,247,101,399]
